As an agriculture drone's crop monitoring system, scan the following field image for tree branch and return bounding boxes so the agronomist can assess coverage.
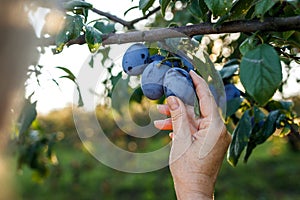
[90,6,160,29]
[129,6,161,25]
[90,8,132,28]
[65,15,300,46]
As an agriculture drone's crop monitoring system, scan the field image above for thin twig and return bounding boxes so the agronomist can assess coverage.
[90,7,132,28]
[90,6,161,29]
[129,6,161,25]
[276,47,300,63]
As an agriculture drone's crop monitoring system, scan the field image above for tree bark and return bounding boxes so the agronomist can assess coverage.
[64,15,300,46]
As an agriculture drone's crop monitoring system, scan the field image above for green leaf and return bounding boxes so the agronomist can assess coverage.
[111,72,122,89]
[239,35,259,56]
[223,58,240,67]
[229,0,255,20]
[254,0,278,18]
[192,53,214,82]
[253,106,266,124]
[56,67,84,106]
[193,53,226,119]
[193,35,203,42]
[187,0,209,21]
[240,44,282,106]
[17,98,37,140]
[56,66,76,81]
[130,87,144,103]
[63,0,93,11]
[111,74,129,112]
[85,26,102,53]
[204,0,233,17]
[227,109,252,166]
[244,110,281,162]
[226,97,242,117]
[76,85,84,107]
[98,47,111,65]
[94,22,115,34]
[265,100,293,112]
[219,64,239,79]
[159,0,171,17]
[279,125,291,137]
[89,55,94,68]
[139,0,151,10]
[54,15,84,54]
[283,31,295,40]
[139,0,155,14]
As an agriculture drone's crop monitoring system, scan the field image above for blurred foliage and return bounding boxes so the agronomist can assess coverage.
[15,0,300,183]
[12,105,300,199]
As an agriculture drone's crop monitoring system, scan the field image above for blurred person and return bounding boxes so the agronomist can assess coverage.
[0,0,37,199]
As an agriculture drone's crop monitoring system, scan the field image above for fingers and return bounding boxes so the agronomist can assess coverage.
[154,118,173,130]
[157,104,171,116]
[154,104,171,130]
[189,70,219,120]
[189,71,227,159]
[167,96,193,163]
[167,96,191,138]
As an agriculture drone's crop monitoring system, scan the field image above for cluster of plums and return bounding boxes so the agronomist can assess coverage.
[122,43,196,105]
[122,43,242,106]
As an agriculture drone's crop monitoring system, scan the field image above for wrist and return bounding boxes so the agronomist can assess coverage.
[174,183,214,200]
[173,175,215,200]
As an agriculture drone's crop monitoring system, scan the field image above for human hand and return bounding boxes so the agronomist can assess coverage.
[154,70,231,199]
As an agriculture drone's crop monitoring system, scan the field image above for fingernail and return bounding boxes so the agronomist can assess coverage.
[169,132,174,139]
[189,70,197,77]
[153,120,160,127]
[156,104,164,110]
[167,96,179,110]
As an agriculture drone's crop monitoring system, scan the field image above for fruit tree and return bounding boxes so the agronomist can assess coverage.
[11,0,300,176]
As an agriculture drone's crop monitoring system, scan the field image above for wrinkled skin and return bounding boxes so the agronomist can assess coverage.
[154,71,232,199]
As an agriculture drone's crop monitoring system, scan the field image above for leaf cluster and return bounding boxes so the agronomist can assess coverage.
[52,0,116,54]
[15,98,59,181]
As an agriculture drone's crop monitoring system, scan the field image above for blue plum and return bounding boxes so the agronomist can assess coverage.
[149,54,180,68]
[225,83,240,101]
[167,52,195,71]
[149,53,194,71]
[180,55,194,71]
[165,60,181,68]
[141,61,171,100]
[149,54,165,62]
[163,67,196,105]
[122,43,150,75]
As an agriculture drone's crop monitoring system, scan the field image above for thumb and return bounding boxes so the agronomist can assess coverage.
[167,96,193,163]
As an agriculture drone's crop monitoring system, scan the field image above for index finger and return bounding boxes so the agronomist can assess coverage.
[189,70,219,121]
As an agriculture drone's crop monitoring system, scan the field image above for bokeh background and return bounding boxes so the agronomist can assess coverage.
[11,100,300,200]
